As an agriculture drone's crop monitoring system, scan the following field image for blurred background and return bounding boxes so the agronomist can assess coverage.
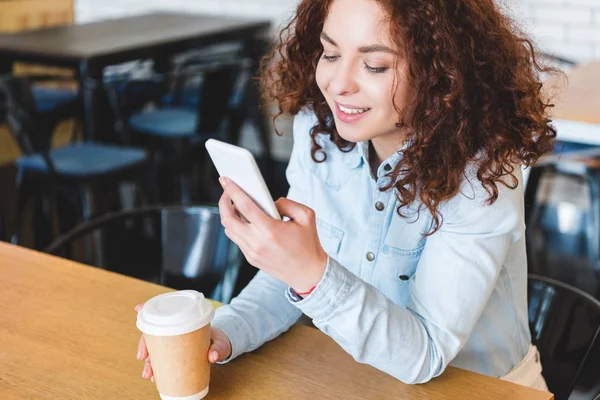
[0,1,600,398]
[0,0,599,299]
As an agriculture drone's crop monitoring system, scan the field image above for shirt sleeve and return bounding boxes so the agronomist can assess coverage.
[288,176,524,384]
[211,111,315,362]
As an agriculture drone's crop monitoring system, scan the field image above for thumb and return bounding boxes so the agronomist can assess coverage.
[208,327,232,364]
[275,198,313,223]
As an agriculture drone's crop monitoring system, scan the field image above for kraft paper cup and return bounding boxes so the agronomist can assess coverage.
[137,290,215,400]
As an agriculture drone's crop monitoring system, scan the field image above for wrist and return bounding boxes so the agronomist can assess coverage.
[291,252,328,294]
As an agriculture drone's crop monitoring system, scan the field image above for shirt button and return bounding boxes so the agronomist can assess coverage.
[366,252,375,262]
[375,202,385,211]
[383,164,392,171]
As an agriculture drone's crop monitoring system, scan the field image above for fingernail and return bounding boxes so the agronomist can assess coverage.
[151,376,155,383]
[219,177,228,187]
[137,349,142,360]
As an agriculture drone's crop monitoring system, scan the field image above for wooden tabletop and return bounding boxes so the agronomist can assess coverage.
[545,60,600,124]
[0,12,270,62]
[0,242,553,399]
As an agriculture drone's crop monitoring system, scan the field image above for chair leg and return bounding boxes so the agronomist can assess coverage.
[33,193,55,250]
[11,173,30,246]
[139,164,160,207]
[0,214,4,242]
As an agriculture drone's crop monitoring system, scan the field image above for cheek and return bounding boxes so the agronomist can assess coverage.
[391,71,412,111]
[393,81,411,109]
[315,61,329,96]
[362,78,396,113]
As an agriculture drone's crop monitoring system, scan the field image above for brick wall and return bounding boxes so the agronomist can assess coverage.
[77,0,600,63]
[76,0,297,33]
[504,0,600,63]
[75,0,600,157]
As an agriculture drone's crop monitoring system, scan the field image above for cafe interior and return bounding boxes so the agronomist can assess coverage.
[0,0,599,399]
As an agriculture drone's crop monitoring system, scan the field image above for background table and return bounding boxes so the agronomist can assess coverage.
[545,60,600,146]
[0,242,553,399]
[0,12,270,141]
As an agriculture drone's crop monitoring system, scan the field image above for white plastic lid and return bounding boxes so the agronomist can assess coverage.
[137,290,214,337]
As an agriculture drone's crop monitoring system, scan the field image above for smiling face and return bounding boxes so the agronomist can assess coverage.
[316,0,412,159]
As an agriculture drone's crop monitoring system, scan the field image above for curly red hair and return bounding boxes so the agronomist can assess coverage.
[261,0,556,233]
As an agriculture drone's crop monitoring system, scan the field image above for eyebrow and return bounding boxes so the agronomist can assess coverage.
[320,31,395,54]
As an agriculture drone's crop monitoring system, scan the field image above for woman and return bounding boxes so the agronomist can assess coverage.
[138,0,555,388]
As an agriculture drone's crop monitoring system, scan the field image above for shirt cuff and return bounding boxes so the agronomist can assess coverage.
[287,256,356,321]
[211,306,251,364]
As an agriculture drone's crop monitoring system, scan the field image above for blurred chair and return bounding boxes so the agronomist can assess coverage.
[0,214,5,242]
[1,76,151,249]
[0,0,80,126]
[528,274,600,400]
[108,45,252,203]
[525,147,600,298]
[44,205,243,304]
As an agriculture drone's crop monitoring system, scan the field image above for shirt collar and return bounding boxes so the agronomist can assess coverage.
[345,140,405,175]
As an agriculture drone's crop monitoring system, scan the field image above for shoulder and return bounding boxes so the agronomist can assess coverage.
[440,165,525,235]
[292,108,318,142]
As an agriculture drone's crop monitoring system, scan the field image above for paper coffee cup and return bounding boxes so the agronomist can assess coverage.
[137,290,215,400]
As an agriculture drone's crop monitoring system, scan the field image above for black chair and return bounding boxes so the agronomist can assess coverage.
[0,214,5,242]
[1,76,152,249]
[44,205,243,304]
[108,47,252,204]
[525,147,600,299]
[528,274,600,400]
[0,73,82,124]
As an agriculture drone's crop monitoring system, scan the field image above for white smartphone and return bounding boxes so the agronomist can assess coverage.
[205,139,280,220]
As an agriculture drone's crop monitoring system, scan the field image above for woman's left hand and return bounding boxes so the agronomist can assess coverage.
[218,177,327,293]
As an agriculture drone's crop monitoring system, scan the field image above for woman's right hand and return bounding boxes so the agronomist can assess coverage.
[135,303,233,382]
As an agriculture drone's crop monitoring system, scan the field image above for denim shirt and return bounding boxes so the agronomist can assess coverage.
[212,109,531,384]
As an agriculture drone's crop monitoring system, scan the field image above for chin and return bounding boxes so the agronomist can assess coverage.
[335,125,370,144]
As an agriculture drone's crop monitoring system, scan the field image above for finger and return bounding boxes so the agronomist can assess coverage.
[208,338,231,363]
[137,335,148,360]
[233,204,250,224]
[219,177,269,226]
[142,358,154,379]
[275,198,315,224]
[218,192,248,232]
[134,303,144,312]
[219,193,252,250]
[223,227,251,253]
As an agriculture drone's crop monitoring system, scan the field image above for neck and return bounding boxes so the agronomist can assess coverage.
[369,135,404,168]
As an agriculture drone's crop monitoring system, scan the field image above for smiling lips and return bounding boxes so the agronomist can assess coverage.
[335,102,371,123]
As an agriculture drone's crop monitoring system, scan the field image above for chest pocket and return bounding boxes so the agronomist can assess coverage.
[383,211,427,255]
[316,218,344,257]
[377,213,428,305]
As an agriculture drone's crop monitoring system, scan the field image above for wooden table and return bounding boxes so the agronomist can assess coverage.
[0,12,270,141]
[0,242,553,399]
[545,61,600,146]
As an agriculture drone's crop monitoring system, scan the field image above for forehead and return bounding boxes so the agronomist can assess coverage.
[323,0,393,47]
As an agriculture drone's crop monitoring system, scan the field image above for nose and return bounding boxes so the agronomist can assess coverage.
[328,61,359,96]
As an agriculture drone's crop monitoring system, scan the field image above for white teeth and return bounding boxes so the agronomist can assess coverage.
[339,104,370,115]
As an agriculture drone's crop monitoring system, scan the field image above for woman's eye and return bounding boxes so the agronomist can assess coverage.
[364,63,388,74]
[321,54,339,62]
